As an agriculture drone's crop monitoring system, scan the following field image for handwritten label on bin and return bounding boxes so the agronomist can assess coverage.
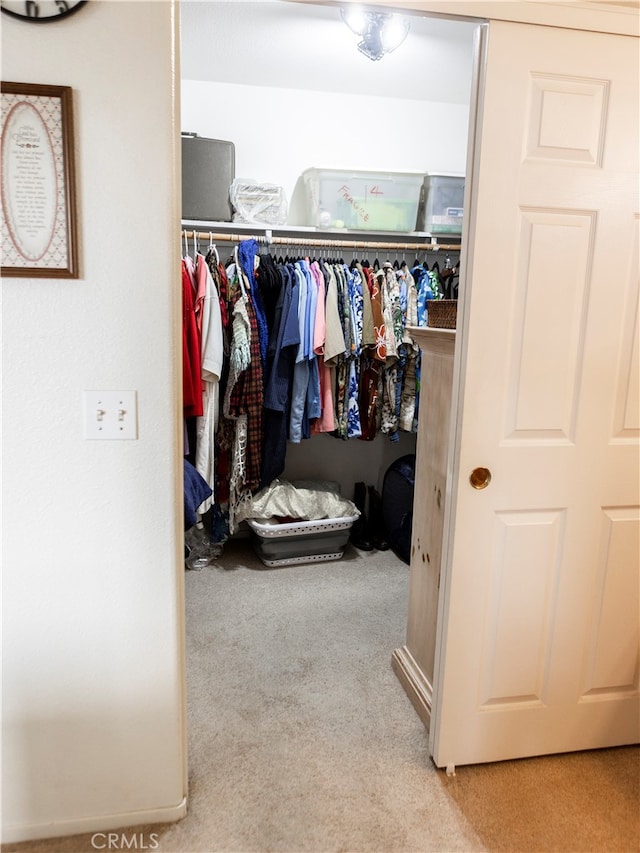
[338,183,388,225]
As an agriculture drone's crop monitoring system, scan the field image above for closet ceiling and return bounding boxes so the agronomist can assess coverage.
[180,1,477,104]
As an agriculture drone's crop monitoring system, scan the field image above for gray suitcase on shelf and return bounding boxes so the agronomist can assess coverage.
[181,133,235,222]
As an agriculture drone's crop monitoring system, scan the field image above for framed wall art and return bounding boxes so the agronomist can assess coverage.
[1,81,79,278]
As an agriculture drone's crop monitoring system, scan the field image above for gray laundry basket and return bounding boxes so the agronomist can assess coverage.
[247,515,358,568]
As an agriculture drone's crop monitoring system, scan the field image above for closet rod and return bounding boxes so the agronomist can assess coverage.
[181,229,462,253]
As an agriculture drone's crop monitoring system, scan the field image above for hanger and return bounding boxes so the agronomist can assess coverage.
[207,232,219,265]
[234,245,248,298]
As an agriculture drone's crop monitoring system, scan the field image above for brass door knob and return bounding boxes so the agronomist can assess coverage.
[469,467,492,489]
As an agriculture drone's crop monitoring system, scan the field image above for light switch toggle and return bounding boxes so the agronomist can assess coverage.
[84,391,138,440]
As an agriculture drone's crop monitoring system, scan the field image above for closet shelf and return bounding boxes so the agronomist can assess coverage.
[181,220,462,252]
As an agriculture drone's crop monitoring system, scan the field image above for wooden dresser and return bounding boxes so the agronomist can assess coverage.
[392,326,456,730]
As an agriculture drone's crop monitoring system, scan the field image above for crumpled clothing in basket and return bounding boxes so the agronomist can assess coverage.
[235,479,359,525]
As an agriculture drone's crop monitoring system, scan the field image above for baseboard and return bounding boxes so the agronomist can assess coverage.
[392,645,433,730]
[1,796,187,845]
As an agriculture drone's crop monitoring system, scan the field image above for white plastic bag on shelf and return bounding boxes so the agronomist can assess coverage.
[230,178,288,225]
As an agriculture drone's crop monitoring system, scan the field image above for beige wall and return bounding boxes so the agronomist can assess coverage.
[1,1,186,842]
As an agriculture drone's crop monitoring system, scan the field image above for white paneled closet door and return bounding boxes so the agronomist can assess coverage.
[431,20,639,769]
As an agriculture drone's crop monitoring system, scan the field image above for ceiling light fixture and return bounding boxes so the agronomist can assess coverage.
[341,6,410,62]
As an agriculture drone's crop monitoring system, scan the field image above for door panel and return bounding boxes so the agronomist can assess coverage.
[479,508,566,708]
[613,215,639,439]
[584,507,639,695]
[431,21,639,768]
[506,208,594,441]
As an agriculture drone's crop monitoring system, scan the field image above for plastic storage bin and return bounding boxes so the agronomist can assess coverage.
[302,168,423,232]
[247,515,359,567]
[419,174,465,235]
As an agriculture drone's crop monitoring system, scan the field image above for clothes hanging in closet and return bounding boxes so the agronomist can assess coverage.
[181,255,204,420]
[180,235,459,537]
[181,244,225,491]
[193,252,224,514]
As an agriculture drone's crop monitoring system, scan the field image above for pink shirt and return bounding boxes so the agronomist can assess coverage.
[310,262,336,434]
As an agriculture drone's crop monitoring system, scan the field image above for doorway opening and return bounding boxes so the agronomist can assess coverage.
[177,2,483,837]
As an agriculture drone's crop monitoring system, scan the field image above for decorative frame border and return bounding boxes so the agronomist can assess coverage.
[1,81,78,278]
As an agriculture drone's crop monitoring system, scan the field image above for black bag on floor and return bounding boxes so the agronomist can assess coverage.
[381,454,416,565]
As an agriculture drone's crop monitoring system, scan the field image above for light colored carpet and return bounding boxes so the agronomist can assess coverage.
[4,540,639,853]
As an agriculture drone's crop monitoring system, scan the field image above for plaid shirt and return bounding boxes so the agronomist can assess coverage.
[227,293,264,492]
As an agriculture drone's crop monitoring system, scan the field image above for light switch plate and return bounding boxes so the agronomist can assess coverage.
[84,390,138,440]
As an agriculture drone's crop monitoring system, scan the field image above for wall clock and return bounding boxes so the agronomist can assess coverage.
[1,0,87,21]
